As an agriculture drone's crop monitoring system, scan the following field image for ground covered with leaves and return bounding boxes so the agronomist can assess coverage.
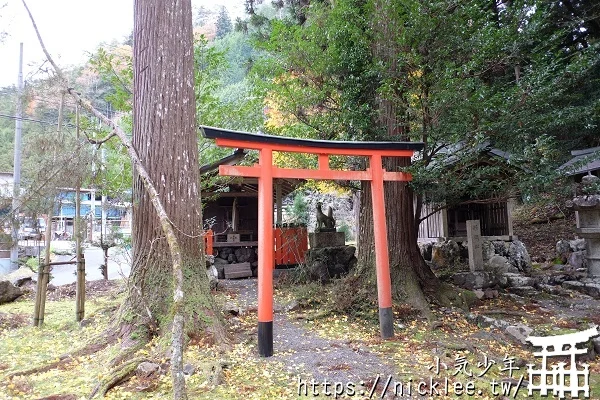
[1,276,599,399]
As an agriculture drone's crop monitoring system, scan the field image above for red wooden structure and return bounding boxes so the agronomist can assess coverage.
[203,227,308,265]
[202,126,423,357]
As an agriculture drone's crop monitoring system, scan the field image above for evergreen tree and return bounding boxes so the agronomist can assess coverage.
[216,6,232,39]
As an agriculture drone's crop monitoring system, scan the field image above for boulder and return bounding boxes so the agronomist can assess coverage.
[0,280,23,305]
[569,239,586,252]
[3,267,36,287]
[492,241,509,257]
[137,362,160,378]
[486,255,518,274]
[206,265,218,289]
[593,337,600,355]
[568,251,587,269]
[183,363,196,376]
[305,246,357,283]
[218,247,232,260]
[419,242,433,262]
[505,324,533,344]
[213,257,229,265]
[453,271,497,290]
[508,240,532,273]
[234,248,256,264]
[509,286,537,297]
[431,240,461,268]
[556,240,571,256]
[562,280,585,291]
[482,241,496,262]
[504,273,536,287]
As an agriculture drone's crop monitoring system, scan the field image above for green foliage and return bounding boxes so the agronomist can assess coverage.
[287,191,309,225]
[248,0,600,210]
[216,6,233,39]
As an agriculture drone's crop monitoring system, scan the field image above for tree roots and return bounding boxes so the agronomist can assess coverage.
[89,356,149,399]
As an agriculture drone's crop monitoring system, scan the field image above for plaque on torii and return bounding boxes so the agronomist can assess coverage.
[202,126,424,357]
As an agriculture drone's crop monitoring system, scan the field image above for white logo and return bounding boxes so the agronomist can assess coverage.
[526,326,599,398]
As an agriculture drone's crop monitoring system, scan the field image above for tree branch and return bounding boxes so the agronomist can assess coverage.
[22,1,188,398]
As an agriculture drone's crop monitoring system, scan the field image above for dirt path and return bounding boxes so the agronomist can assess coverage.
[221,279,419,399]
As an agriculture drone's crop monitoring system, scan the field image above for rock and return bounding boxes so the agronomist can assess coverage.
[0,280,23,305]
[486,255,518,274]
[234,248,256,264]
[286,300,301,312]
[475,314,509,329]
[563,280,585,291]
[556,240,571,256]
[568,251,587,269]
[419,242,433,262]
[215,265,225,280]
[453,271,497,290]
[183,363,196,376]
[483,288,499,299]
[431,240,461,268]
[305,246,357,283]
[205,255,215,267]
[335,246,357,267]
[492,241,509,257]
[227,254,236,263]
[505,324,533,344]
[504,273,536,287]
[509,286,537,297]
[593,338,600,355]
[137,362,160,378]
[79,318,93,328]
[569,239,586,252]
[508,240,532,273]
[213,257,229,265]
[223,302,241,316]
[538,284,563,295]
[3,267,36,287]
[482,241,496,262]
[473,289,485,299]
[206,265,218,289]
[583,283,600,298]
[218,248,232,260]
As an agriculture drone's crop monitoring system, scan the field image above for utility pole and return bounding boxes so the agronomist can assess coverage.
[10,43,24,271]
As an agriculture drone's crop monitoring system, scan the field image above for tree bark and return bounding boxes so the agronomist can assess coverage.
[355,0,453,315]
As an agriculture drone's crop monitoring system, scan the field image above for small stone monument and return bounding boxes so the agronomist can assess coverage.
[567,174,600,279]
[305,202,356,283]
[466,219,484,272]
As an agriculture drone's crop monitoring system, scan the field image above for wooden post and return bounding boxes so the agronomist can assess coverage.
[369,154,394,339]
[75,105,85,322]
[257,147,274,357]
[231,197,239,232]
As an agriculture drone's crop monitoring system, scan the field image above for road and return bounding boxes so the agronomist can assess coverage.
[49,245,131,286]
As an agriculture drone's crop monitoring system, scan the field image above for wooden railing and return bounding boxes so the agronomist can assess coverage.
[202,227,308,265]
[274,226,308,265]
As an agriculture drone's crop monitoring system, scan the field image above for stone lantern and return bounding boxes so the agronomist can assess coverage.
[567,174,600,279]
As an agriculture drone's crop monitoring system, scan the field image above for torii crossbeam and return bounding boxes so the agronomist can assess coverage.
[202,126,424,357]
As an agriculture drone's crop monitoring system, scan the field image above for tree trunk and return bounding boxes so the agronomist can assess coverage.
[355,0,454,315]
[122,0,219,339]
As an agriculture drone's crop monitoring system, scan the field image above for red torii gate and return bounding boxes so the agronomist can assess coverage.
[202,126,424,357]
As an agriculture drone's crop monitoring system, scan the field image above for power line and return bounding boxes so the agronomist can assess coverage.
[0,112,75,127]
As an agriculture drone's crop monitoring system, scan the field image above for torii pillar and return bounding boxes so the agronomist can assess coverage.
[201,126,424,356]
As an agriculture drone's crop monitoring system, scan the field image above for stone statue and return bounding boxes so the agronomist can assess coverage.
[316,202,336,231]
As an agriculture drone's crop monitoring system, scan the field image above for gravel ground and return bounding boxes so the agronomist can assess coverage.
[221,278,424,399]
